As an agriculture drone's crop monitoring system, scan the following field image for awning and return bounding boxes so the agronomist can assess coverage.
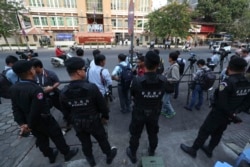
[200,25,215,33]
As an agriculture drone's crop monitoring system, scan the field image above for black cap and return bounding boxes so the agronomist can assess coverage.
[12,60,33,74]
[228,57,247,71]
[64,57,85,70]
[145,51,160,65]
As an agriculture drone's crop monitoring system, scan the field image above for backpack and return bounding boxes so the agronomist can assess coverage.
[118,64,134,90]
[177,58,185,75]
[199,69,216,90]
[0,69,12,99]
[156,58,164,74]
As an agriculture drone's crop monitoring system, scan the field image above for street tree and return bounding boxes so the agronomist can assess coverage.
[0,0,25,45]
[194,0,250,37]
[146,1,192,42]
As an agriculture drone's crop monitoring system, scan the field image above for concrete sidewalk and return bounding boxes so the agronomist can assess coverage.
[0,87,250,167]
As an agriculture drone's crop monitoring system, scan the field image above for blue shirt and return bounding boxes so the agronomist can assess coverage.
[5,68,18,84]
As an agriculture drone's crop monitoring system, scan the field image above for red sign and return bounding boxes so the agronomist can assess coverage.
[128,0,134,36]
[78,36,111,44]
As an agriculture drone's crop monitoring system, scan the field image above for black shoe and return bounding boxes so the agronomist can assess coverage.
[64,148,79,161]
[180,144,197,158]
[201,145,212,158]
[184,106,192,111]
[86,156,96,167]
[148,147,155,156]
[195,105,200,111]
[126,147,137,164]
[106,147,117,164]
[48,148,59,163]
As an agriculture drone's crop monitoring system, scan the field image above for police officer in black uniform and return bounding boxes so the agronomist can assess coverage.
[180,57,250,158]
[10,60,78,164]
[60,57,117,167]
[126,51,172,163]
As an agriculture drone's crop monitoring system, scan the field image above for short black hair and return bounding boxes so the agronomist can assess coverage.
[76,48,84,56]
[5,55,18,65]
[118,53,127,61]
[65,57,85,75]
[30,58,43,68]
[94,54,106,65]
[169,51,178,61]
[145,51,160,70]
[153,49,160,55]
[228,57,247,72]
[93,49,101,57]
[137,55,144,62]
[197,59,206,66]
[175,50,180,56]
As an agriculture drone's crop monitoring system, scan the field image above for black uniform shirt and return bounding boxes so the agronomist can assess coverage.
[60,80,109,122]
[215,74,250,116]
[36,69,60,87]
[10,79,49,129]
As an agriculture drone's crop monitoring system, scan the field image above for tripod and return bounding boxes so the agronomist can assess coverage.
[179,61,196,105]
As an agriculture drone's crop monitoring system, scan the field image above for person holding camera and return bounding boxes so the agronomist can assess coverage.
[88,54,113,106]
[60,57,117,166]
[184,59,210,111]
[180,57,250,158]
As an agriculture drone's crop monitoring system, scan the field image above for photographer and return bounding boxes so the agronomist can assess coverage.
[181,57,250,159]
[184,59,210,111]
[88,54,113,107]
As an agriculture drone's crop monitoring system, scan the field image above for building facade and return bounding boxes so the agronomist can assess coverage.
[20,0,152,46]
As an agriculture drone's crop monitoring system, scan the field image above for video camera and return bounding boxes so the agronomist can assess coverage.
[16,49,38,60]
[188,53,197,65]
[217,49,231,60]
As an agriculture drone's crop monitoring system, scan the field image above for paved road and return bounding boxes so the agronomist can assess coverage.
[0,46,249,167]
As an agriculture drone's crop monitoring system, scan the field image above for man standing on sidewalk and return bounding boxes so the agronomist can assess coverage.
[10,60,78,164]
[180,57,250,158]
[126,51,171,163]
[60,57,117,166]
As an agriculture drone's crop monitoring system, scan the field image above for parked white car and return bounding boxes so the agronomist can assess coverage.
[211,41,232,52]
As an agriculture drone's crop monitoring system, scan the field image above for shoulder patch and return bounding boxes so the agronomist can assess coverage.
[219,82,227,91]
[36,92,44,100]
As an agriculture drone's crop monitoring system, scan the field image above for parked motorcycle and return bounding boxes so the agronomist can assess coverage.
[51,52,73,67]
[182,44,191,52]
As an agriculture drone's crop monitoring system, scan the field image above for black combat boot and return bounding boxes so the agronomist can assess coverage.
[180,144,197,158]
[86,155,96,167]
[48,148,59,163]
[201,145,213,158]
[126,147,137,164]
[148,147,155,156]
[64,148,79,161]
[106,147,117,164]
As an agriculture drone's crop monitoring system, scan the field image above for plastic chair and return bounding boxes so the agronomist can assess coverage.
[234,148,250,167]
[214,161,232,167]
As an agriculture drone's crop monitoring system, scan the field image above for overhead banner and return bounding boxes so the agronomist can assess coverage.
[128,0,134,36]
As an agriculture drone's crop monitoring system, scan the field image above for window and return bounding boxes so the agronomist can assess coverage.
[41,17,48,25]
[86,0,103,12]
[111,0,128,10]
[117,19,123,27]
[124,19,128,28]
[33,35,38,42]
[137,20,142,28]
[33,17,40,25]
[111,19,116,27]
[57,17,64,26]
[29,0,44,7]
[139,0,149,12]
[50,17,57,26]
[66,17,78,26]
[64,0,76,8]
[47,0,60,7]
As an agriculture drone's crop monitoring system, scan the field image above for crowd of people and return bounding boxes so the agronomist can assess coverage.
[1,47,250,166]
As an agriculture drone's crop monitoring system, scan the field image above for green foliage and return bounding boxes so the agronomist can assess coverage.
[0,1,25,40]
[147,2,191,39]
[194,0,250,37]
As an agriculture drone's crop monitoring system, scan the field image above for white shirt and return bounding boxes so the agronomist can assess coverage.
[90,60,96,68]
[88,65,112,96]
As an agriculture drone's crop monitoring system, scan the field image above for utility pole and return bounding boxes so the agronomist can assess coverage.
[128,0,134,67]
